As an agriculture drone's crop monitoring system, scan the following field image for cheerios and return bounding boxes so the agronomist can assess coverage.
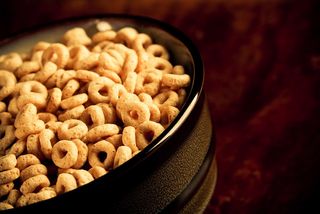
[51,140,78,169]
[0,23,191,209]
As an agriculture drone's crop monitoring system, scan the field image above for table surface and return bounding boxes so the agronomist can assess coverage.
[1,1,320,213]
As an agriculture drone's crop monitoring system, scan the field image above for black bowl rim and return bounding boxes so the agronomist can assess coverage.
[0,13,205,209]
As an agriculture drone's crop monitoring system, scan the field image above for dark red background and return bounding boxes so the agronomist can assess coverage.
[1,1,320,213]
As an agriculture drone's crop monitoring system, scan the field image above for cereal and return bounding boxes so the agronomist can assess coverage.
[159,105,180,128]
[116,93,150,127]
[122,126,139,153]
[136,121,165,149]
[0,23,191,208]
[34,61,58,83]
[20,174,50,195]
[58,105,85,121]
[39,129,56,159]
[55,173,77,194]
[0,182,14,198]
[0,154,17,172]
[84,124,119,143]
[26,134,45,160]
[88,140,116,169]
[6,189,21,206]
[113,146,132,168]
[0,168,20,185]
[0,70,17,101]
[57,119,88,140]
[5,139,26,157]
[41,43,70,68]
[71,139,88,169]
[0,102,6,113]
[135,69,162,96]
[60,93,88,110]
[46,87,62,113]
[20,164,47,182]
[88,76,114,104]
[153,90,179,108]
[62,28,92,47]
[80,105,105,128]
[162,73,191,89]
[0,125,16,155]
[70,169,94,186]
[51,140,78,169]
[0,202,14,210]
[15,61,40,78]
[16,154,40,171]
[88,166,107,179]
[0,53,23,72]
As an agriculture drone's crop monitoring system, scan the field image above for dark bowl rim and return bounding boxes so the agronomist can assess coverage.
[0,13,205,209]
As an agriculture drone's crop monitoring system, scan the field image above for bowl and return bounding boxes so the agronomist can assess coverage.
[0,14,217,213]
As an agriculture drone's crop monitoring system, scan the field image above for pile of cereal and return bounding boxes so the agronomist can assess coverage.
[0,22,190,210]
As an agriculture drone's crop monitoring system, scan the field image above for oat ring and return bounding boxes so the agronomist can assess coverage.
[146,44,169,60]
[67,45,90,69]
[26,134,45,161]
[85,124,120,143]
[41,43,70,68]
[33,61,58,84]
[153,90,179,107]
[162,73,191,89]
[0,168,20,185]
[72,139,88,169]
[26,188,56,205]
[0,125,16,155]
[57,119,88,140]
[160,105,180,128]
[135,69,162,96]
[113,146,132,168]
[61,79,80,99]
[109,83,128,106]
[80,105,105,128]
[88,140,116,169]
[70,169,94,186]
[88,77,114,104]
[115,27,138,47]
[0,70,17,101]
[20,174,50,195]
[16,154,40,171]
[122,126,139,153]
[39,129,56,159]
[55,173,77,195]
[0,53,23,72]
[20,164,47,182]
[88,166,107,179]
[5,139,26,157]
[52,140,78,169]
[58,105,85,122]
[0,154,17,172]
[60,93,88,110]
[46,87,62,113]
[136,121,165,149]
[138,93,160,122]
[116,97,150,127]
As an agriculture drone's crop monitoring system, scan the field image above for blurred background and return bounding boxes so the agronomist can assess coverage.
[1,0,320,213]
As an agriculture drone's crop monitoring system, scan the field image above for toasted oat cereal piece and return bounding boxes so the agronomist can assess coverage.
[0,182,14,198]
[62,27,92,46]
[52,140,78,169]
[0,70,17,101]
[88,166,107,179]
[0,154,17,172]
